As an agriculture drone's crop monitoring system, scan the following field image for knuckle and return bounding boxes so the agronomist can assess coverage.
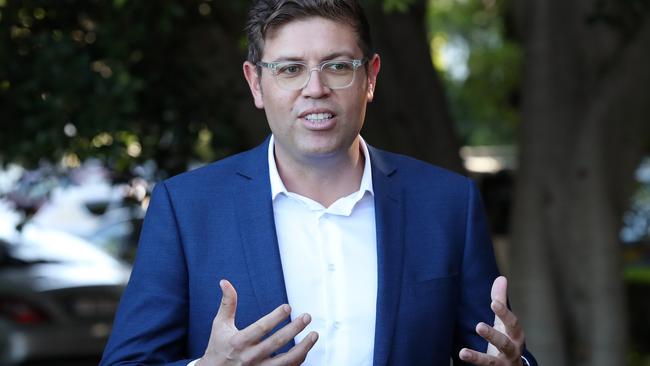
[239,353,254,366]
[229,333,247,351]
[482,326,493,339]
[289,318,304,329]
[282,353,301,366]
[276,357,293,366]
[255,322,271,335]
[510,315,520,329]
[273,334,287,348]
[278,346,303,365]
[221,297,233,308]
[223,349,241,363]
[297,356,307,365]
[514,329,526,343]
[516,343,525,354]
[504,342,514,354]
[296,350,308,365]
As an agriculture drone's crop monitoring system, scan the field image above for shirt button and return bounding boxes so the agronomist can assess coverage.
[333,321,341,329]
[328,264,336,272]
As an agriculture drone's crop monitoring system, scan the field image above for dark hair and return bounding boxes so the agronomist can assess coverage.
[245,0,373,65]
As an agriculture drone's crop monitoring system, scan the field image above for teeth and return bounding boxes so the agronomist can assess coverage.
[304,113,333,121]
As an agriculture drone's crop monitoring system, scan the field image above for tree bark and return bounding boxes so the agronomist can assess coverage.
[363,0,464,172]
[511,1,650,365]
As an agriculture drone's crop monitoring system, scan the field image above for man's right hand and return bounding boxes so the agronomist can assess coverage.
[197,279,318,366]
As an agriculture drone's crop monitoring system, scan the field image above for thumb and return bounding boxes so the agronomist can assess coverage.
[488,276,508,355]
[491,275,508,305]
[216,279,238,325]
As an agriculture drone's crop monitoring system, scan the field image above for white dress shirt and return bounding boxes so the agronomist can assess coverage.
[269,136,377,366]
[189,136,377,366]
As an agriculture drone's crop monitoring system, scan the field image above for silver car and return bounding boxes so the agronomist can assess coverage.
[0,225,130,365]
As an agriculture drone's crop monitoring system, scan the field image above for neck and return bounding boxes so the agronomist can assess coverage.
[274,138,365,207]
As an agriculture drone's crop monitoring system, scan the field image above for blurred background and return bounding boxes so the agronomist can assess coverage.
[0,0,649,365]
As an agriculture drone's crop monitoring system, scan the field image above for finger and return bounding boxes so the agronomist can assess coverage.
[264,331,319,366]
[476,322,515,356]
[459,348,504,366]
[252,313,313,357]
[215,279,238,325]
[491,300,524,342]
[236,304,292,344]
[491,276,508,305]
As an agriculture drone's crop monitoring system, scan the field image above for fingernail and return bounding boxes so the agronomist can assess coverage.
[302,313,311,324]
[282,304,290,314]
[310,332,318,342]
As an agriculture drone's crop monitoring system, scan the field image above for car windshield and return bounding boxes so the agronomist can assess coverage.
[0,241,54,267]
[0,225,123,269]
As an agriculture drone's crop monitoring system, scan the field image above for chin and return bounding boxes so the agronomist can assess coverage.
[297,144,342,159]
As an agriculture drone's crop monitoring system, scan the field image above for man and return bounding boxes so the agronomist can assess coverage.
[101,1,537,365]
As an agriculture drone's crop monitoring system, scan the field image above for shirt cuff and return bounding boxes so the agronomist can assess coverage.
[187,359,200,366]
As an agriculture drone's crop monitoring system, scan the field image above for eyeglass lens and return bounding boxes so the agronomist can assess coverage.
[275,61,357,90]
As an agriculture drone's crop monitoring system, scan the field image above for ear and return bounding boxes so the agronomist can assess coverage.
[243,61,264,109]
[366,54,381,102]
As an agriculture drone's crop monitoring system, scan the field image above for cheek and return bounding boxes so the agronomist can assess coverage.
[262,94,296,127]
[346,90,369,116]
[265,95,292,114]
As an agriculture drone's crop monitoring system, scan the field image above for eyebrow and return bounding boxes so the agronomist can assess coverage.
[270,51,359,63]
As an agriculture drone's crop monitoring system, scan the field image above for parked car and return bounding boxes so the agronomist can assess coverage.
[0,224,130,365]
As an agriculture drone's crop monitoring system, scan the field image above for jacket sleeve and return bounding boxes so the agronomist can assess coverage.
[452,180,537,366]
[100,182,194,366]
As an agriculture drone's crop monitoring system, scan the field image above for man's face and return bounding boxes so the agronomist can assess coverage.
[244,17,380,164]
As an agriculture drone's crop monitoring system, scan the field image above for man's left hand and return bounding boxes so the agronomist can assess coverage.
[458,276,525,366]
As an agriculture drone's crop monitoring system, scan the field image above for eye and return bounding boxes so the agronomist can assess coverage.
[277,63,305,76]
[324,61,353,73]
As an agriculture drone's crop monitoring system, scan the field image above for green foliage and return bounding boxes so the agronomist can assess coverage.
[0,0,242,178]
[427,0,522,146]
[0,0,524,177]
[628,351,650,366]
[625,265,650,284]
[0,0,526,176]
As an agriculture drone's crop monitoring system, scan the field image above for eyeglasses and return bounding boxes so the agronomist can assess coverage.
[256,59,367,91]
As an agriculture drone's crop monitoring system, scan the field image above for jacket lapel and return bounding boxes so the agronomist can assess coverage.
[369,146,405,366]
[231,141,405,360]
[233,139,294,352]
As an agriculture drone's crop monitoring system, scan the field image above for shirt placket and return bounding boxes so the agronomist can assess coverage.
[319,212,347,364]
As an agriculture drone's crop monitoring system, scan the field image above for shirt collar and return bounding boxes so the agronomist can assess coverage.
[268,135,374,201]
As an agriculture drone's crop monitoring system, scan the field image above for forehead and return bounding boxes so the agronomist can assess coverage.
[262,17,362,61]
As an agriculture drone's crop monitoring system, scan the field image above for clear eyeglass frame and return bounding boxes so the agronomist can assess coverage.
[256,58,367,91]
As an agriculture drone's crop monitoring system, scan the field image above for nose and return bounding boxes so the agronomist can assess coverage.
[301,68,330,98]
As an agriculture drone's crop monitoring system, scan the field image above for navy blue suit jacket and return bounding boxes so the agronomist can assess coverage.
[101,139,536,365]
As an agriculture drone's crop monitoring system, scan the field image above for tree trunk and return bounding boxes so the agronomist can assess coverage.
[363,0,464,172]
[510,1,650,365]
